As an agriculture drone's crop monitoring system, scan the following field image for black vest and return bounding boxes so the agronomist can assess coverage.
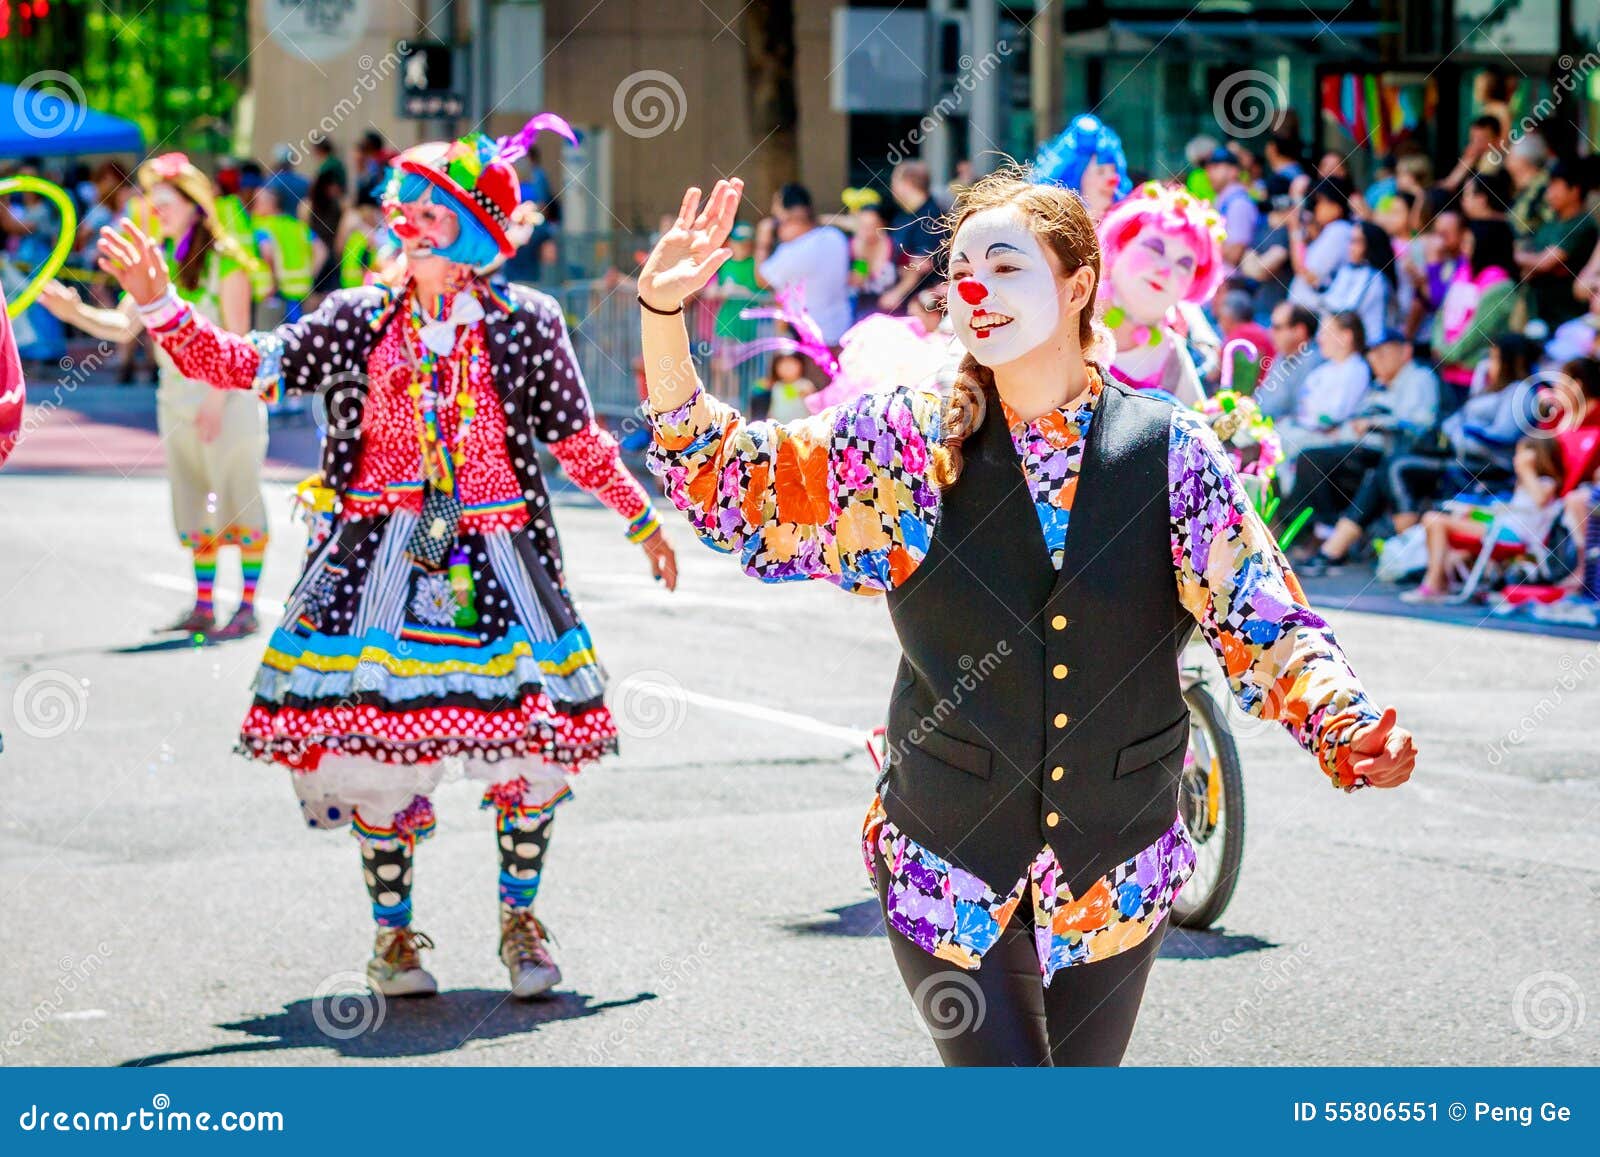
[881,380,1196,897]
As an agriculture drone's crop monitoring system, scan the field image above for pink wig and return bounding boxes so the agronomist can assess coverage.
[1097,181,1228,306]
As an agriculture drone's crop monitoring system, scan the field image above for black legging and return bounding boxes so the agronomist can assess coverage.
[874,861,1166,1066]
[1282,442,1384,531]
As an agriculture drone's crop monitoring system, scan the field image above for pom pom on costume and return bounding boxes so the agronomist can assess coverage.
[1033,113,1132,201]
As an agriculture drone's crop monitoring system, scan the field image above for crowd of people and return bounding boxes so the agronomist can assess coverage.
[7,105,1600,620]
[1195,122,1600,617]
[0,129,562,378]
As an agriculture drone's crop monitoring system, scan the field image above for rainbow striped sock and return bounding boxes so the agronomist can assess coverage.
[238,543,265,611]
[192,548,218,615]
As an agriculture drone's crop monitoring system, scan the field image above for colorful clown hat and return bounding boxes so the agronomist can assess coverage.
[390,113,577,259]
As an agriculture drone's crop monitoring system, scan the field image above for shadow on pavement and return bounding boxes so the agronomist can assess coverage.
[1158,927,1277,959]
[787,899,885,938]
[117,987,657,1066]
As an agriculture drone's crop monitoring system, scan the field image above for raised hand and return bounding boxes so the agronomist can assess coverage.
[97,221,170,306]
[1348,706,1416,788]
[637,179,744,313]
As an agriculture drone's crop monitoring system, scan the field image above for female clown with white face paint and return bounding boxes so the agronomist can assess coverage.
[638,171,1414,1066]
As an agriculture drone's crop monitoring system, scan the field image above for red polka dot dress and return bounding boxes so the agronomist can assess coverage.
[139,276,661,825]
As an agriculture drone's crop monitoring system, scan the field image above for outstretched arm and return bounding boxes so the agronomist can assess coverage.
[99,221,372,400]
[1169,408,1416,789]
[638,179,942,593]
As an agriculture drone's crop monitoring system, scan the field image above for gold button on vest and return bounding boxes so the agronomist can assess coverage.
[1051,614,1067,630]
[1053,712,1068,728]
[1045,812,1060,828]
[1050,765,1064,781]
[1053,663,1068,679]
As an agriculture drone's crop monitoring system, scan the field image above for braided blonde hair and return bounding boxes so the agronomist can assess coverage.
[929,166,1109,490]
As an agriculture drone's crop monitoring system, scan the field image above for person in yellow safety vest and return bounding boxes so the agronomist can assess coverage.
[215,189,274,302]
[337,203,382,288]
[252,186,323,322]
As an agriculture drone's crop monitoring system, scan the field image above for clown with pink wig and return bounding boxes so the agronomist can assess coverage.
[1097,181,1229,406]
[95,116,677,1002]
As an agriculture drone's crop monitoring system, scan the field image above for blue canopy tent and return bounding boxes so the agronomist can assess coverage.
[0,84,144,158]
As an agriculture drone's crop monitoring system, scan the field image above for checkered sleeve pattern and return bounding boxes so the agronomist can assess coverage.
[644,385,944,593]
[1167,406,1382,789]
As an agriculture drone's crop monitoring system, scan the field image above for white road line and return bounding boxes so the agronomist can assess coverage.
[672,685,872,746]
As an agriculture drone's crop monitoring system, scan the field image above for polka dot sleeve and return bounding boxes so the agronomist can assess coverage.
[520,293,592,444]
[142,287,386,401]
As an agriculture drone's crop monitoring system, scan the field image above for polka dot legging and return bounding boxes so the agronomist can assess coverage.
[355,805,556,928]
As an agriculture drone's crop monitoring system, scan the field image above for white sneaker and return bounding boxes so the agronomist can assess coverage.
[366,927,438,997]
[500,906,561,999]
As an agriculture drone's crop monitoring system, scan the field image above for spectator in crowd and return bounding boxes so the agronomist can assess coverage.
[762,351,816,423]
[1459,169,1512,223]
[1441,114,1509,192]
[849,200,898,319]
[1402,434,1563,604]
[1317,151,1352,182]
[1376,189,1417,324]
[265,145,310,217]
[754,182,853,348]
[1255,301,1323,420]
[1433,218,1519,406]
[1211,288,1273,388]
[1206,146,1260,268]
[1394,154,1434,205]
[311,137,347,190]
[3,165,67,366]
[1296,328,1442,573]
[1303,219,1395,344]
[1287,177,1355,311]
[1184,134,1220,201]
[353,130,394,204]
[707,221,763,344]
[880,160,943,314]
[1503,134,1553,239]
[1264,133,1305,184]
[1237,178,1296,319]
[1401,202,1464,343]
[251,185,323,325]
[1548,270,1600,362]
[1276,309,1373,469]
[1388,332,1539,527]
[1518,160,1598,328]
[308,165,347,296]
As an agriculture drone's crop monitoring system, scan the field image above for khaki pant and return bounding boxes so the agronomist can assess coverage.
[157,381,269,547]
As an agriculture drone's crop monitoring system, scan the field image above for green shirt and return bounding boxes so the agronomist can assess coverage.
[1527,210,1598,326]
[714,257,765,342]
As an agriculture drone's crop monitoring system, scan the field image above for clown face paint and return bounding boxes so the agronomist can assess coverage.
[388,191,462,260]
[947,207,1063,367]
[1107,230,1197,324]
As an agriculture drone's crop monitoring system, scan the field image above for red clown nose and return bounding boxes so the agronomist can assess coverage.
[956,279,988,305]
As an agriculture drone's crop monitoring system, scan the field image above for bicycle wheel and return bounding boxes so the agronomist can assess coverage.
[1171,684,1246,929]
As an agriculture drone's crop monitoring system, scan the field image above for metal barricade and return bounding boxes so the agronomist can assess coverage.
[523,277,779,422]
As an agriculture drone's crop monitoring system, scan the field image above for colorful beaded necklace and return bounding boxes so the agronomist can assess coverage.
[406,289,480,496]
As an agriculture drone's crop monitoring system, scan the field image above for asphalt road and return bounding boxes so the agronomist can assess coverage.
[2,475,1597,1067]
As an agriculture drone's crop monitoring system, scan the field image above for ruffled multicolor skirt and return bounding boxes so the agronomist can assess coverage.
[241,511,617,827]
